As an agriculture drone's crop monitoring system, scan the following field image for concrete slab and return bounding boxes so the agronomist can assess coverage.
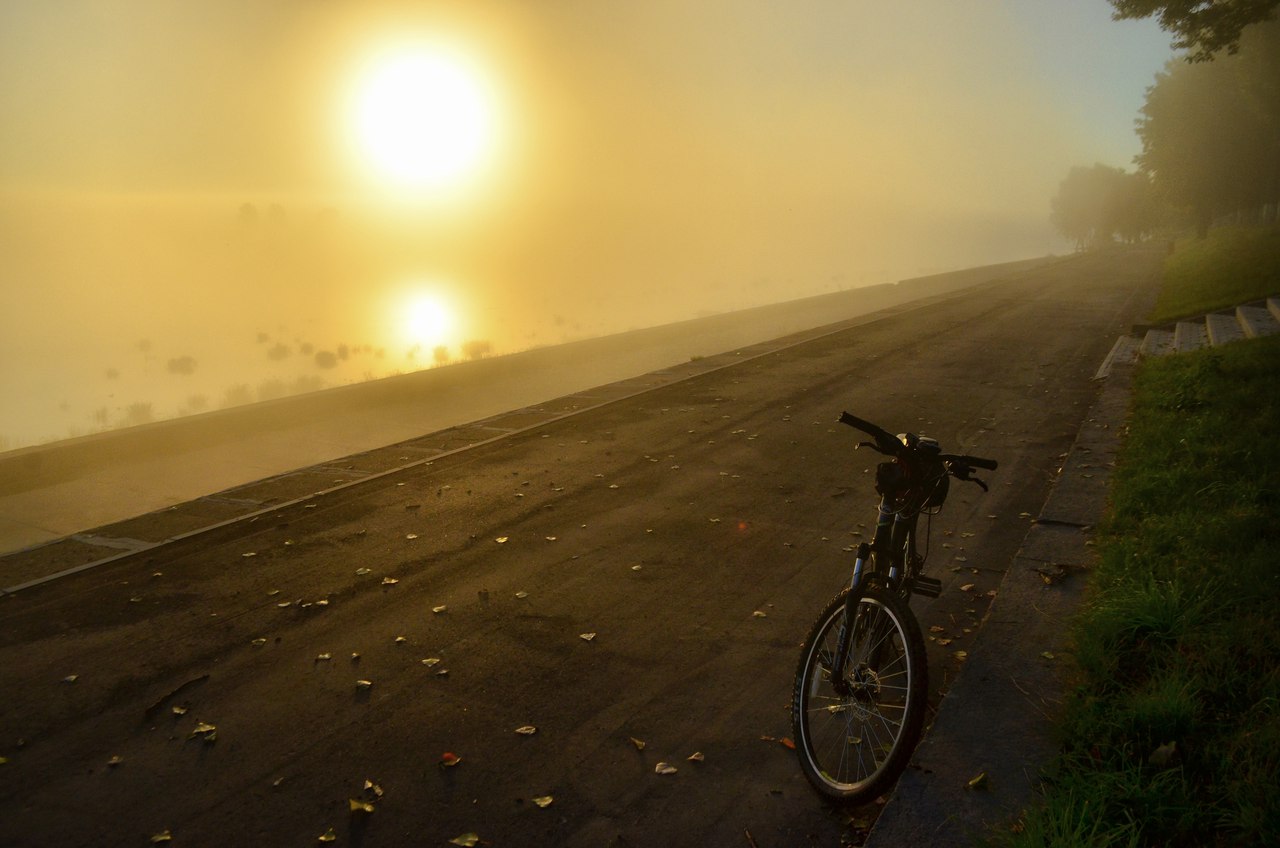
[1206,311,1245,346]
[1237,304,1280,338]
[1139,328,1173,357]
[1174,320,1208,352]
[1094,335,1139,379]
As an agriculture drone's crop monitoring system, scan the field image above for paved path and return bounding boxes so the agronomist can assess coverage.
[0,249,1161,848]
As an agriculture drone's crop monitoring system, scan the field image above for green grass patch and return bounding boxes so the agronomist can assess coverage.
[992,336,1280,847]
[1151,226,1280,323]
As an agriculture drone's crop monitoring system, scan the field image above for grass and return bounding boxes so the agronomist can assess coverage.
[989,232,1280,847]
[1151,226,1280,323]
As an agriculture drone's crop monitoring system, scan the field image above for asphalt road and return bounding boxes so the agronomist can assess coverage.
[0,248,1161,848]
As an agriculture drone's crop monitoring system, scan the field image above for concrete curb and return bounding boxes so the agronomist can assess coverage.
[864,363,1136,847]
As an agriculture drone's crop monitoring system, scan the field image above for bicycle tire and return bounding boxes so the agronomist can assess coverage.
[791,585,928,804]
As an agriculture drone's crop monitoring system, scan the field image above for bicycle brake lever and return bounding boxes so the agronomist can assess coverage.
[971,477,989,492]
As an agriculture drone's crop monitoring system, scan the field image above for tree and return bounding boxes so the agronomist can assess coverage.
[1135,20,1280,233]
[1050,164,1155,249]
[1111,0,1280,61]
[461,339,492,360]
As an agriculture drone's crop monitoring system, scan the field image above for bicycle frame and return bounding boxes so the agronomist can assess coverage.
[829,496,920,696]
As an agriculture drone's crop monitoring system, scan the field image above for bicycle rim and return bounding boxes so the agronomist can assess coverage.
[792,587,927,802]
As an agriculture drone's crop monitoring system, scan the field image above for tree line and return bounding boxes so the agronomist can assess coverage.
[1051,2,1280,247]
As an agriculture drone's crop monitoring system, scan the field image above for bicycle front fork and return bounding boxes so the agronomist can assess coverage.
[830,541,874,696]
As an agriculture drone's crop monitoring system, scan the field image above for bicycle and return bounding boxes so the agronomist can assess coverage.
[791,411,997,803]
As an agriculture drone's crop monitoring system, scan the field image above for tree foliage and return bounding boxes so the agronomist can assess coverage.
[1051,165,1156,249]
[1135,19,1280,234]
[1111,0,1280,60]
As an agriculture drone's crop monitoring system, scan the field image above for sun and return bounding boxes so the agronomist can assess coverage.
[349,44,498,192]
[401,292,458,349]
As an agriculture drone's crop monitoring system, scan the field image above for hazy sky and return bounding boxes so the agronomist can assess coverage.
[0,1,1172,447]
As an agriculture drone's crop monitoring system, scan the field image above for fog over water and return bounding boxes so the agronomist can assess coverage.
[0,2,1171,449]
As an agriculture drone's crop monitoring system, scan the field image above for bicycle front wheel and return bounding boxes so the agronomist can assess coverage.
[791,585,928,803]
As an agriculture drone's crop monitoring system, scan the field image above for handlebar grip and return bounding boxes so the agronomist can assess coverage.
[838,412,900,452]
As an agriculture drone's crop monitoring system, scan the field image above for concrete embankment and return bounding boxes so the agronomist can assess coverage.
[0,256,1054,554]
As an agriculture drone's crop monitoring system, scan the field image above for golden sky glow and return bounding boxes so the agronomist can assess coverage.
[0,1,1173,447]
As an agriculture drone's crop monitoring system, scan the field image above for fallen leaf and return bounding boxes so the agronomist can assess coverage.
[422,657,441,667]
[545,536,557,541]
[629,737,646,751]
[150,830,172,844]
[929,625,946,633]
[496,537,508,544]
[687,752,705,762]
[515,591,529,599]
[316,653,332,661]
[432,605,447,614]
[405,533,418,540]
[277,601,292,608]
[363,779,384,797]
[355,680,373,690]
[107,755,123,767]
[953,651,968,661]
[967,771,988,790]
[441,752,462,767]
[1040,651,1056,660]
[242,552,257,558]
[630,565,642,572]
[171,706,188,717]
[752,611,767,618]
[62,675,78,684]
[936,638,953,646]
[960,583,976,592]
[532,795,554,808]
[381,577,399,586]
[251,638,267,647]
[579,633,596,642]
[355,567,371,575]
[514,726,538,736]
[449,835,480,847]
[654,762,678,775]
[348,798,375,814]
[190,722,217,738]
[779,737,796,750]
[317,828,337,843]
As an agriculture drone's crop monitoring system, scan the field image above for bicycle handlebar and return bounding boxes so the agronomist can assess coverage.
[838,411,902,455]
[838,411,998,472]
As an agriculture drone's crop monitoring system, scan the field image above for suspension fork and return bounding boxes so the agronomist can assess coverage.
[829,499,910,695]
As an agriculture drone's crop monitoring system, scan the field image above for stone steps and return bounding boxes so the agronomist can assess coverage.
[1096,296,1280,379]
